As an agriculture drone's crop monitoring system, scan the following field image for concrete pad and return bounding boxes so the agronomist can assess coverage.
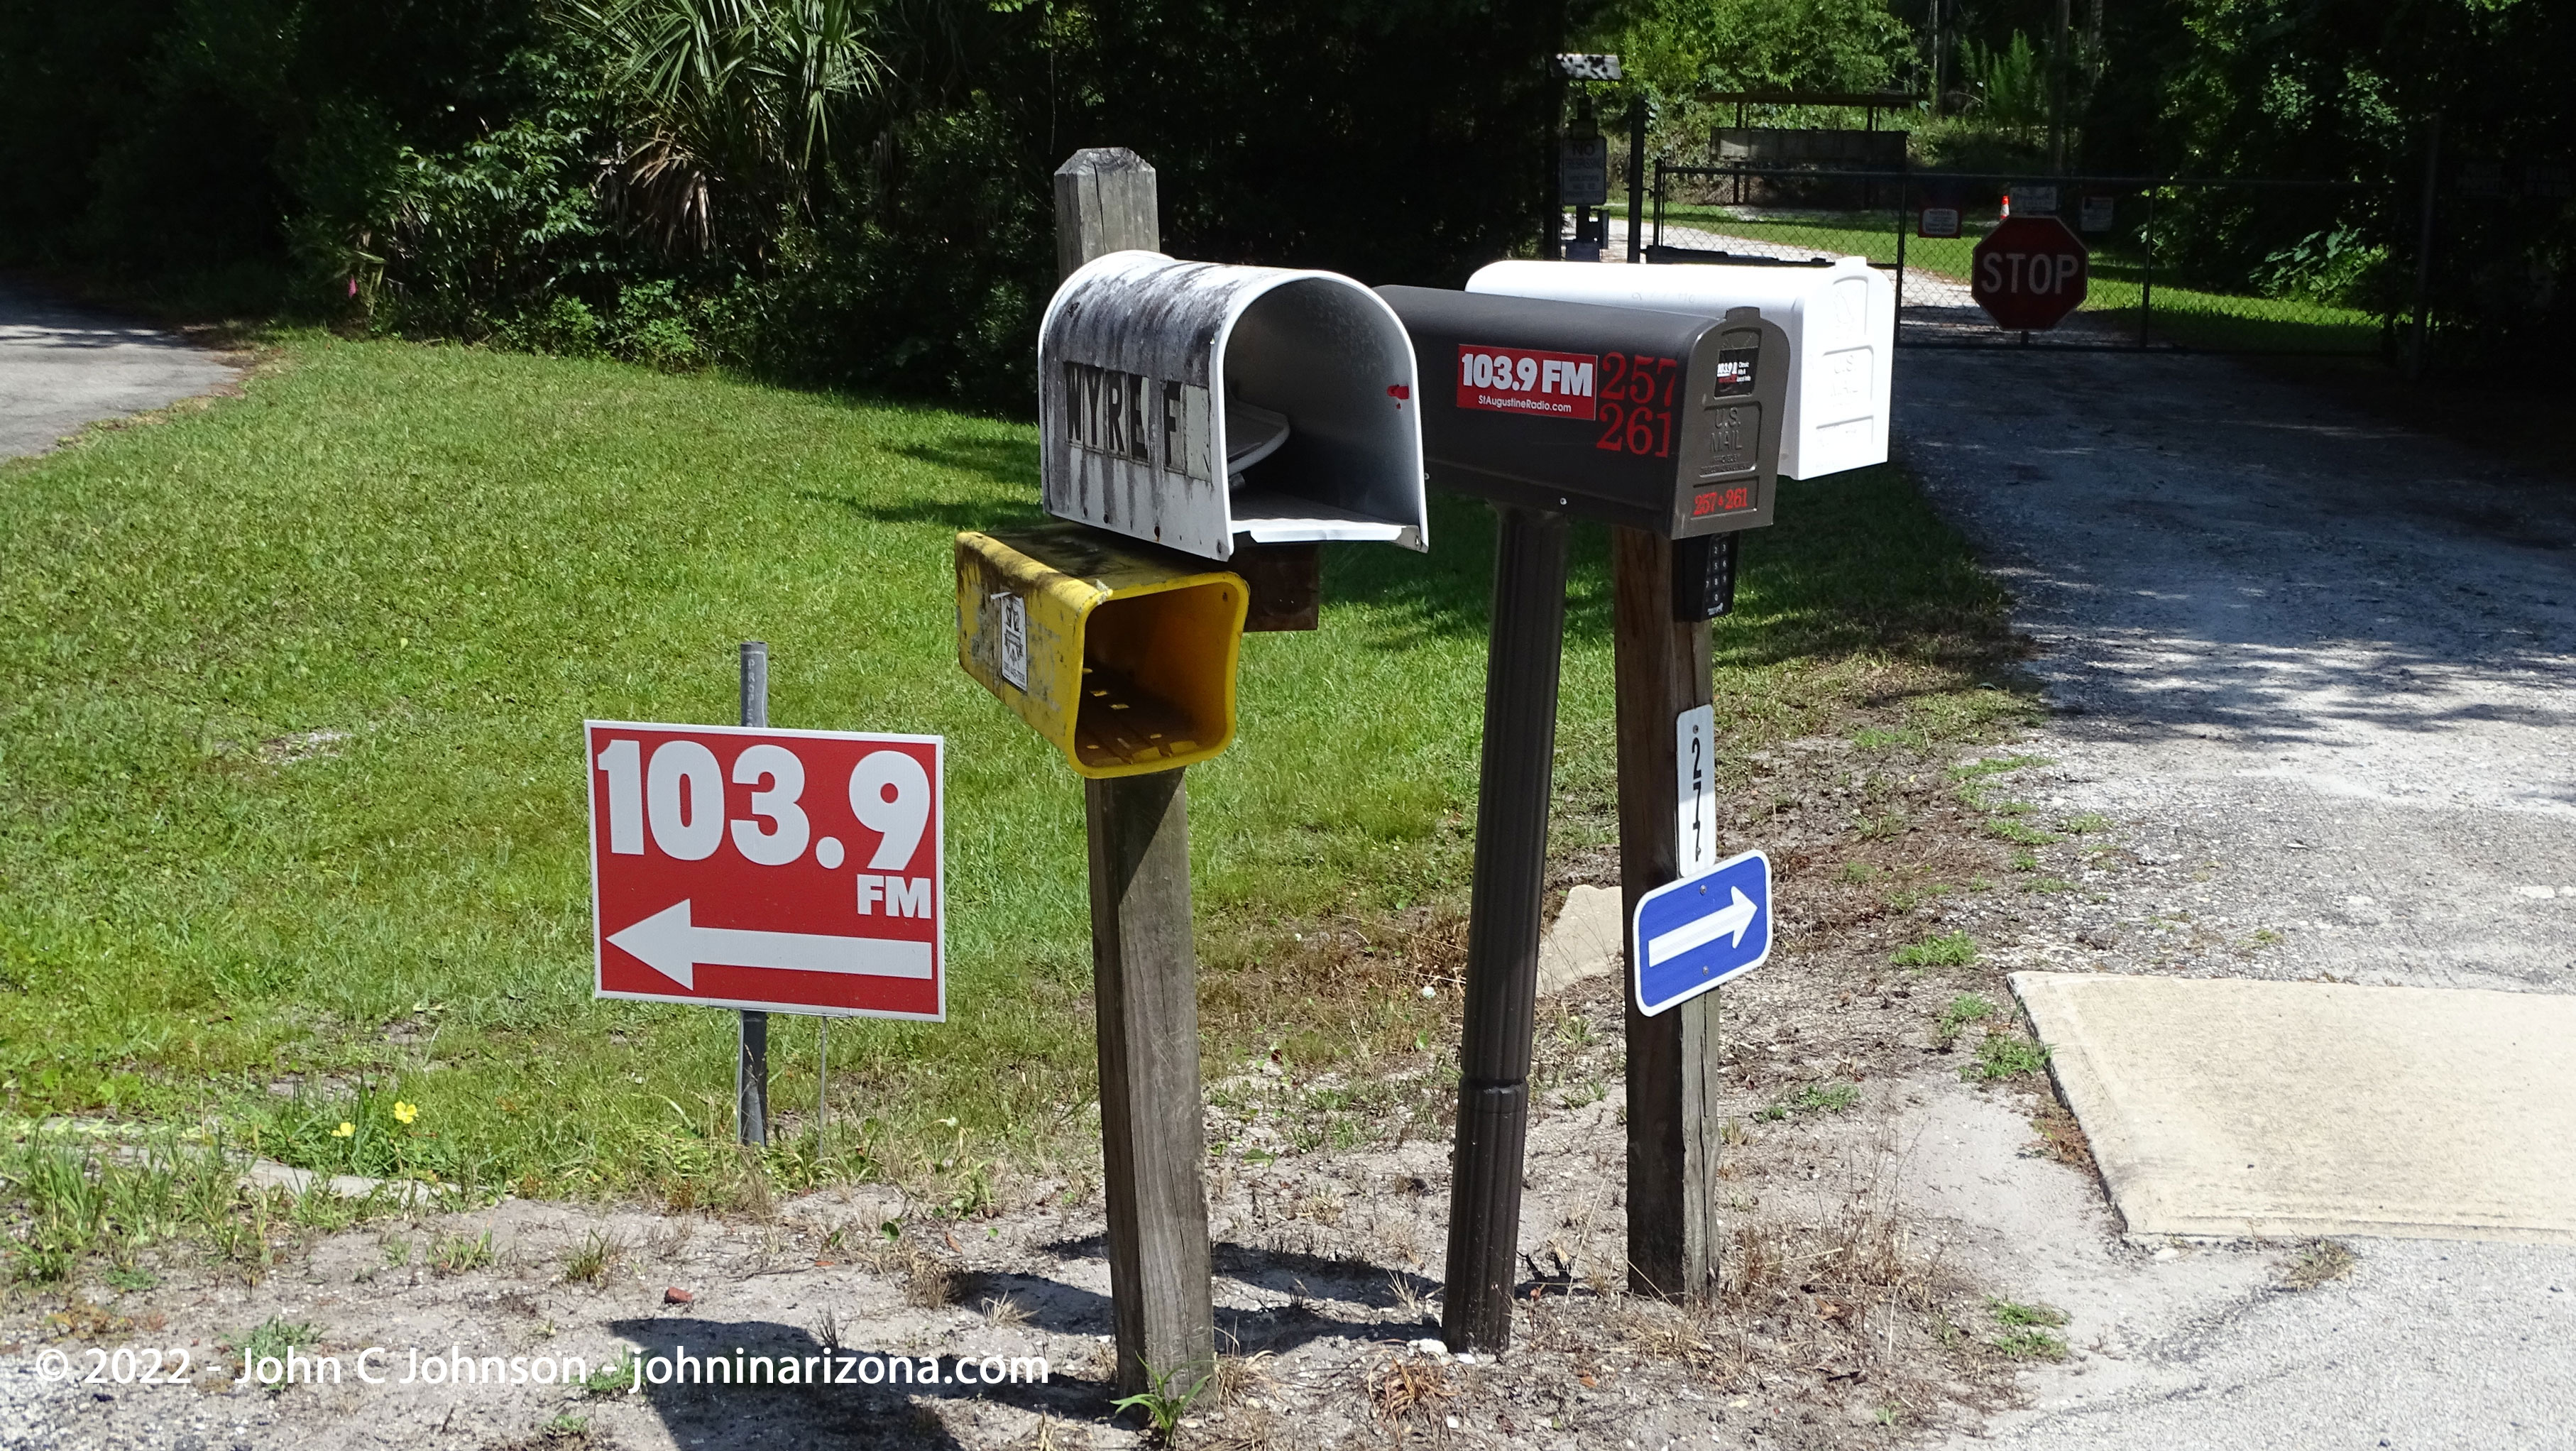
[240,1157,456,1204]
[2012,972,2576,1244]
[1537,883,1623,997]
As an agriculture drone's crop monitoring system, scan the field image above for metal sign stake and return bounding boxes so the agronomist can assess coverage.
[737,640,771,1148]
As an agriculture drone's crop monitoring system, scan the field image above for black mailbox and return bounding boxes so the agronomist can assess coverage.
[1375,288,1789,540]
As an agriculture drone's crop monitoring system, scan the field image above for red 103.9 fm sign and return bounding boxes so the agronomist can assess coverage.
[585,722,944,1020]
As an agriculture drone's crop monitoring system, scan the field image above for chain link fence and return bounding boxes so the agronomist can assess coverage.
[1635,164,2404,355]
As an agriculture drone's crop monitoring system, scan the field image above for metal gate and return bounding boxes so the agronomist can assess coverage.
[1645,163,2400,355]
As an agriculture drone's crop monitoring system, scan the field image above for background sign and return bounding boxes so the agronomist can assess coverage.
[1632,848,1771,1017]
[1971,215,2090,332]
[1560,136,1610,207]
[2005,185,2058,217]
[587,722,944,1019]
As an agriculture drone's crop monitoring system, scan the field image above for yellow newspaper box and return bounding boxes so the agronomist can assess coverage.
[956,524,1247,777]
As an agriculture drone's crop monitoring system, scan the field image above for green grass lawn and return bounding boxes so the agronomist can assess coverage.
[1,333,2019,1219]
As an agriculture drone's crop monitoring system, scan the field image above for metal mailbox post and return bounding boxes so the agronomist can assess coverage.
[1376,288,1787,1349]
[958,155,1429,1401]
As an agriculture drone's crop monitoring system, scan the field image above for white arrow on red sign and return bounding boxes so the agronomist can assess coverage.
[608,899,935,990]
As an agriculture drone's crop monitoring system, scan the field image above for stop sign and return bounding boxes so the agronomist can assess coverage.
[1971,214,2089,331]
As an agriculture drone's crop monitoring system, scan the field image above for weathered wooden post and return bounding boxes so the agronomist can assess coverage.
[1053,147,1217,1401]
[1613,532,1726,1298]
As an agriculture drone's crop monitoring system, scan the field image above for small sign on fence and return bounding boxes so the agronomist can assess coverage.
[1918,205,1962,239]
[1561,135,1610,208]
[2081,194,2117,233]
[2005,185,2057,217]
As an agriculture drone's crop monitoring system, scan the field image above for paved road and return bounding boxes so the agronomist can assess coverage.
[1895,347,2576,1449]
[0,281,241,459]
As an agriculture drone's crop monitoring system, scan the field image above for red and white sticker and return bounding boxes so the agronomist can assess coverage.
[1455,345,1599,420]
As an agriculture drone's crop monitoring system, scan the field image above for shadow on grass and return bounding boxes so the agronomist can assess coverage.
[1326,468,2018,677]
[891,435,1043,492]
[791,488,1053,532]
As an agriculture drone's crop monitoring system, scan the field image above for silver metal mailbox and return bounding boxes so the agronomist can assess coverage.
[1038,251,1429,562]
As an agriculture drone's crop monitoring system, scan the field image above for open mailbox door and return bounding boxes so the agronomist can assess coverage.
[1040,251,1430,562]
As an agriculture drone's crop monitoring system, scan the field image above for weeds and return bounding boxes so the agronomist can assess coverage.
[1365,1356,1457,1425]
[1987,1297,2065,1327]
[1759,1083,1862,1120]
[1990,1327,2068,1359]
[1387,1272,1437,1323]
[561,1229,624,1286]
[2279,1239,2357,1290]
[1985,818,2062,846]
[1951,755,2050,785]
[430,1230,496,1275]
[583,1354,637,1396]
[1966,1033,2049,1082]
[0,1133,313,1283]
[1935,992,1998,1047]
[229,1315,322,1391]
[1985,1298,2068,1359]
[2028,1104,2094,1169]
[1894,931,1978,968]
[1112,1359,1213,1440]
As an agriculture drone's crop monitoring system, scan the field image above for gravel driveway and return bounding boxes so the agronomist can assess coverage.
[0,280,242,459]
[1896,346,2576,1450]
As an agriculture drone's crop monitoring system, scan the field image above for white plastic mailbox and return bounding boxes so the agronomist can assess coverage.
[1038,250,1429,562]
[1465,256,1892,481]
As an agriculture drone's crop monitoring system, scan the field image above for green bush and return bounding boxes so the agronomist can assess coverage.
[0,0,1572,410]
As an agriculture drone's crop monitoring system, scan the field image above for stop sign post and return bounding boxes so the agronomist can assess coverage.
[1971,214,2089,332]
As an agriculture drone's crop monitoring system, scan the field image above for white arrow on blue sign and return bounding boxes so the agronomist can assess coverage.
[1631,848,1772,1017]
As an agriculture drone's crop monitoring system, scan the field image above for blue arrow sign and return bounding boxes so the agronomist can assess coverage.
[1631,848,1772,1017]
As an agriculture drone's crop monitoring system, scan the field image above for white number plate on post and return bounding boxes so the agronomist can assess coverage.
[1675,704,1718,875]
